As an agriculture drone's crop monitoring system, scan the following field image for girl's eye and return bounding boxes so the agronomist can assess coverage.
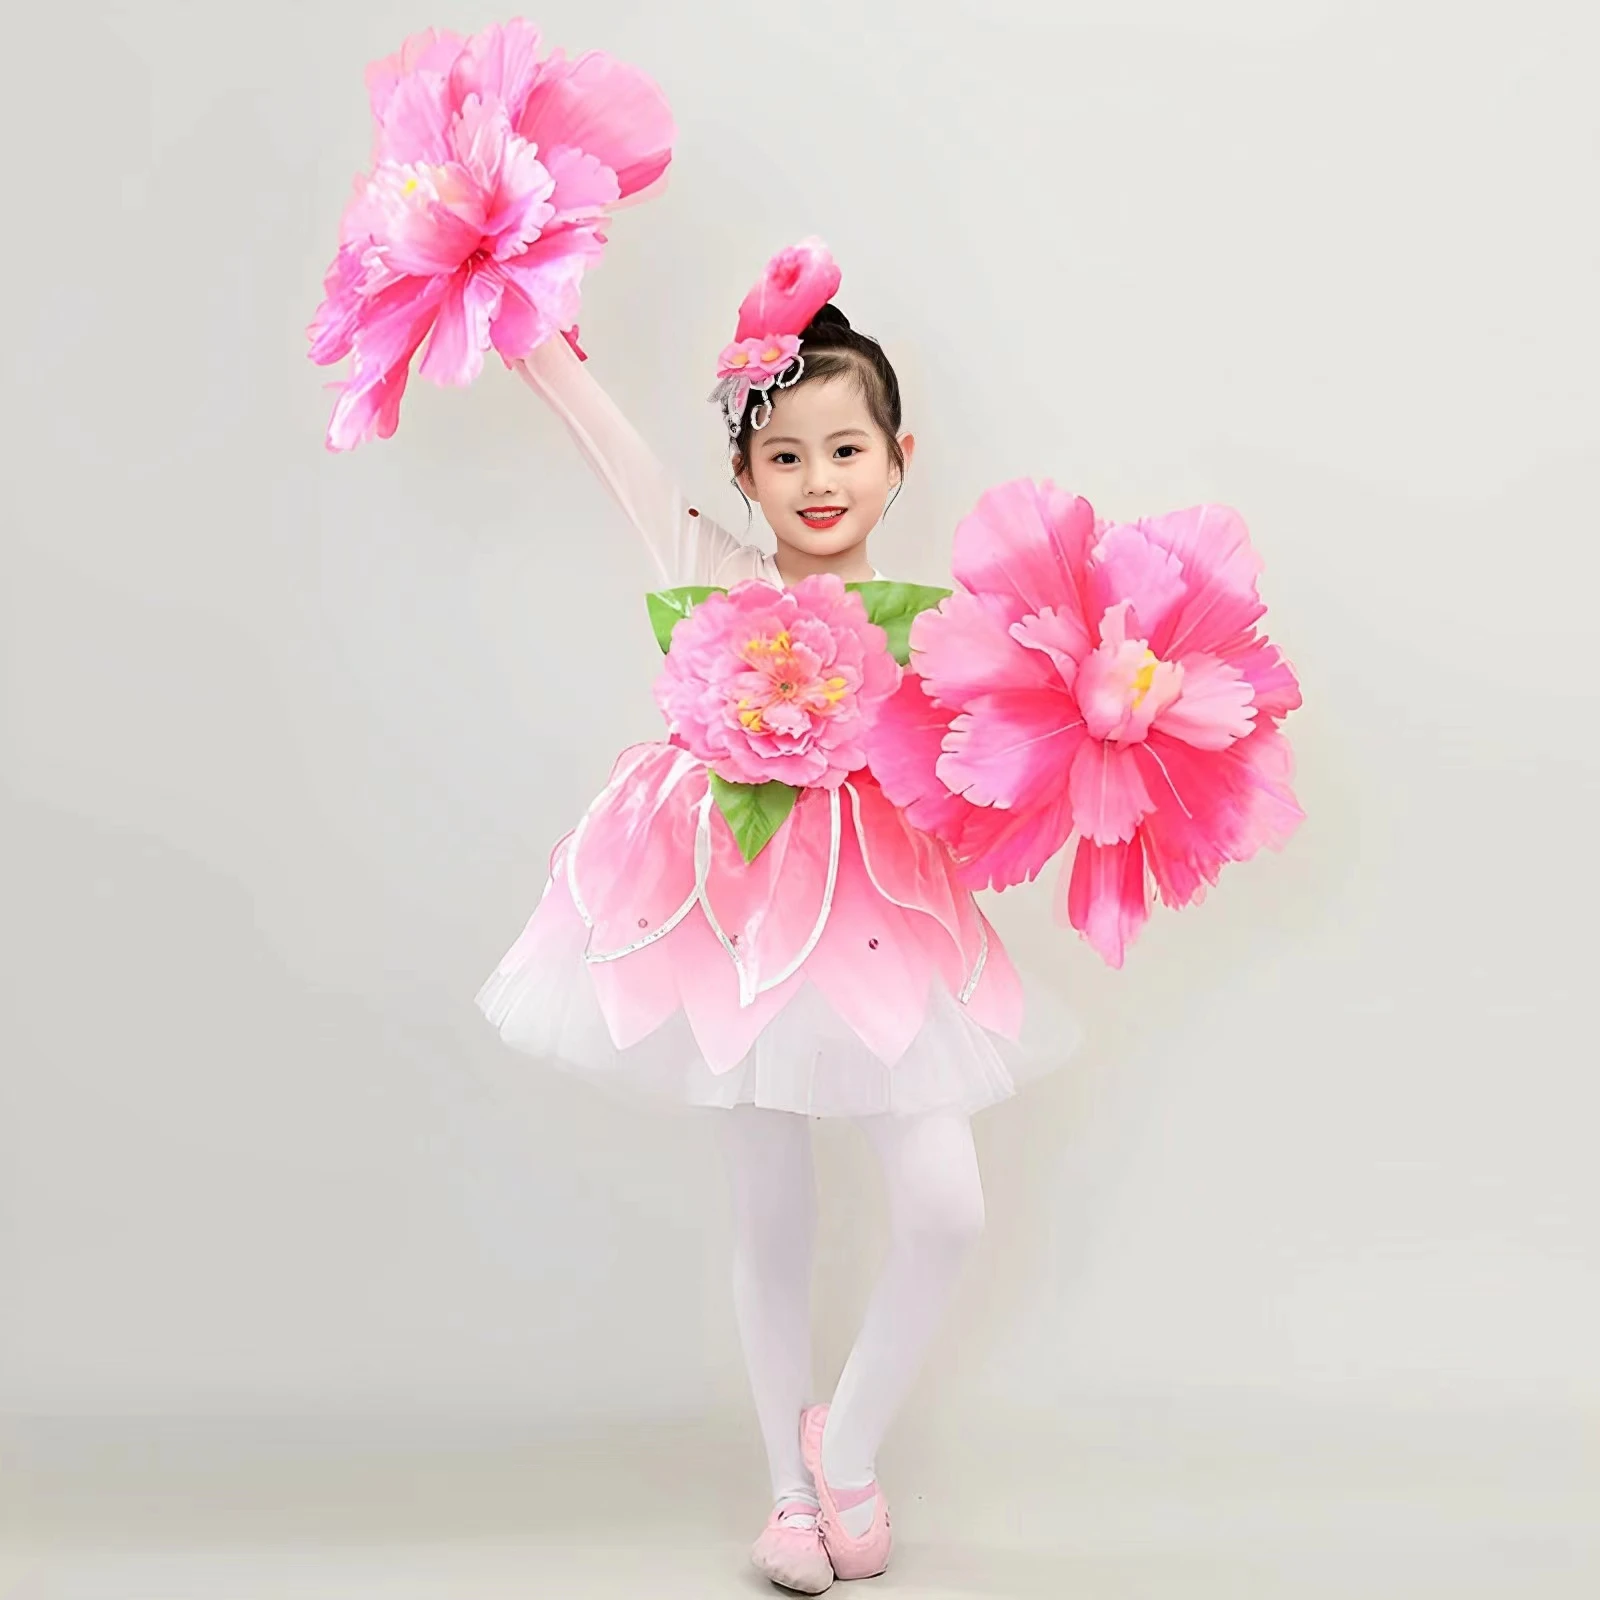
[772,452,799,466]
[835,445,861,459]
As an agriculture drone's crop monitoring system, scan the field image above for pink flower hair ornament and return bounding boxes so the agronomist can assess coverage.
[709,238,841,437]
[307,19,675,451]
[866,482,1304,967]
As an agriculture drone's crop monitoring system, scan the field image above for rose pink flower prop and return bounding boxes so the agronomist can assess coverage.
[868,480,1303,967]
[655,576,900,791]
[308,19,675,451]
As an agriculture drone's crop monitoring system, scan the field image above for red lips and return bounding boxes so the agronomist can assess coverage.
[800,506,846,528]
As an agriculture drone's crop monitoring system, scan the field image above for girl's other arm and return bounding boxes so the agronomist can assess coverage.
[513,335,758,588]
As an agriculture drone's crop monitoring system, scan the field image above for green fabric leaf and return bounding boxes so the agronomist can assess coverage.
[846,581,952,665]
[708,774,801,864]
[646,585,725,652]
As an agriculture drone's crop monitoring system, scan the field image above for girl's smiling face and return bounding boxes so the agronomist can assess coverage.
[734,374,915,578]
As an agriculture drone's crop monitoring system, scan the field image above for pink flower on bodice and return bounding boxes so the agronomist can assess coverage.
[655,577,900,789]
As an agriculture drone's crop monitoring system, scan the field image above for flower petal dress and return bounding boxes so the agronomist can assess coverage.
[475,336,1078,1116]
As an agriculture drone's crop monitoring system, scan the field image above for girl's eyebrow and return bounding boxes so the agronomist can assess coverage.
[764,428,872,447]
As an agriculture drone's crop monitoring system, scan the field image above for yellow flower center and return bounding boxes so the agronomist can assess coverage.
[744,631,791,656]
[1130,650,1161,705]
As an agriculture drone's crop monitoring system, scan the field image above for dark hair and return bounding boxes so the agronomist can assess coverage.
[730,303,906,484]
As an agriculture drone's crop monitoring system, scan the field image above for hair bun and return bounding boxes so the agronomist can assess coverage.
[805,302,852,334]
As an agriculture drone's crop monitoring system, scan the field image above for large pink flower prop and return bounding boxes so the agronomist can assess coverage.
[308,19,675,451]
[655,577,901,790]
[868,481,1303,967]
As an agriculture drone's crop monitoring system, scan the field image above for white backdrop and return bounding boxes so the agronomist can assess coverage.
[3,0,1596,1454]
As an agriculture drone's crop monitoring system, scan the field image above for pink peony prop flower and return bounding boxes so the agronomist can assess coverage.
[868,481,1303,967]
[308,19,675,451]
[655,576,901,790]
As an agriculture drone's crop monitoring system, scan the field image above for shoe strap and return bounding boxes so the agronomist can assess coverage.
[828,1479,878,1513]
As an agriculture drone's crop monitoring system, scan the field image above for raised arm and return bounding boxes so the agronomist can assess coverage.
[513,336,762,588]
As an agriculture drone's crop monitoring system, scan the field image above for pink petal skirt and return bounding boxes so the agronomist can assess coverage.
[476,743,1079,1117]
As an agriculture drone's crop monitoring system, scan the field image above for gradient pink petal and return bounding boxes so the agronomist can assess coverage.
[567,745,703,950]
[865,676,978,838]
[1061,835,1149,969]
[959,909,1025,1037]
[911,589,1055,705]
[1151,654,1257,750]
[702,785,837,993]
[569,745,793,1067]
[366,29,464,130]
[867,675,1078,892]
[489,230,604,358]
[369,67,455,166]
[1139,504,1266,659]
[323,273,450,451]
[799,821,934,1065]
[448,91,509,190]
[516,49,676,199]
[672,910,801,1072]
[846,779,971,962]
[1068,738,1155,845]
[307,241,367,366]
[542,144,622,225]
[950,479,1098,629]
[938,691,1088,810]
[1008,606,1091,688]
[446,19,547,120]
[417,266,503,385]
[581,902,695,1050]
[1132,727,1303,907]
[609,167,670,210]
[1088,522,1188,642]
[950,790,1077,893]
[1228,637,1303,723]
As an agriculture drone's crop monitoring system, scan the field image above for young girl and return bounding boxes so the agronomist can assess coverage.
[477,240,1075,1593]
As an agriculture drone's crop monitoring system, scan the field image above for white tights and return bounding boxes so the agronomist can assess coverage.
[718,1105,985,1506]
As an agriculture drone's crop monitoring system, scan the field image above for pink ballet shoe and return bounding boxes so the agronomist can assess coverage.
[750,1496,835,1594]
[800,1404,893,1581]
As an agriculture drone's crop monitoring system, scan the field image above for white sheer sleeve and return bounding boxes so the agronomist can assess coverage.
[513,336,769,588]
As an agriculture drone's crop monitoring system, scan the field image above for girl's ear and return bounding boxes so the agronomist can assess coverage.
[895,432,917,484]
[733,454,759,502]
